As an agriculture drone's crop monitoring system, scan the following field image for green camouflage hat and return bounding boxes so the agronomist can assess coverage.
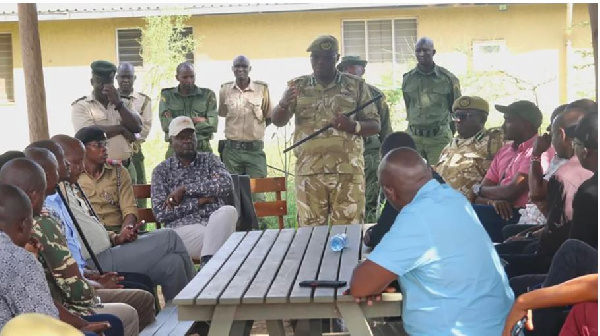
[90,60,117,78]
[336,55,367,71]
[452,96,489,114]
[306,35,339,53]
[495,100,543,129]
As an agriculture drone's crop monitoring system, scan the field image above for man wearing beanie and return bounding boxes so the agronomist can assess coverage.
[471,100,552,242]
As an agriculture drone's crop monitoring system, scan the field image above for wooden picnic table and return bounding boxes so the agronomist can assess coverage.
[173,224,402,336]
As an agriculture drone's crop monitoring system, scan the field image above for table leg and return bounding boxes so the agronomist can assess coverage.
[230,321,249,336]
[266,320,286,336]
[208,305,237,336]
[337,303,373,336]
[294,319,322,336]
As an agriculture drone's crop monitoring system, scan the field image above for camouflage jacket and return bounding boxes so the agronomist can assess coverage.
[363,85,393,153]
[435,127,504,201]
[284,71,380,176]
[32,210,95,316]
[159,85,218,143]
[402,64,461,128]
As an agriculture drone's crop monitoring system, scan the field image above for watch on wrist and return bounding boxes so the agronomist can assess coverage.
[472,183,482,196]
[354,121,361,134]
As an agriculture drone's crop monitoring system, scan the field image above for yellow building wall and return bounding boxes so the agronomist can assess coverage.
[0,3,593,152]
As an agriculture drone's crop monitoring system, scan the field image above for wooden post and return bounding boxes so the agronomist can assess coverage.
[17,3,49,141]
[589,3,598,101]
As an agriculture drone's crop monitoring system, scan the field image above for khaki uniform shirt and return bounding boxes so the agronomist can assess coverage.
[284,71,380,176]
[218,79,272,141]
[78,163,138,230]
[121,91,152,141]
[71,94,134,161]
[435,127,504,200]
[60,182,114,260]
[402,64,461,128]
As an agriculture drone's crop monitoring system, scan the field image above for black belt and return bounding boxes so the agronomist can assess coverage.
[409,125,441,137]
[226,140,262,151]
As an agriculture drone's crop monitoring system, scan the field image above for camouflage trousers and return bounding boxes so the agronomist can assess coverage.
[364,149,381,224]
[408,125,452,164]
[295,173,365,227]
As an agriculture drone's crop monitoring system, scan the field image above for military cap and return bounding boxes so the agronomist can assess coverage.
[336,55,367,71]
[452,96,489,114]
[495,100,543,129]
[74,126,107,145]
[306,35,339,53]
[90,60,117,78]
[169,116,195,137]
[565,111,598,149]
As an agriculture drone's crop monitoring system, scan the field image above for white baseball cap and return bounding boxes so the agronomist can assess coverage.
[168,116,195,137]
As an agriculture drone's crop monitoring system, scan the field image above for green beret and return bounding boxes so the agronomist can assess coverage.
[90,60,117,78]
[452,96,489,113]
[336,55,367,71]
[495,100,543,129]
[306,35,339,53]
[74,126,107,145]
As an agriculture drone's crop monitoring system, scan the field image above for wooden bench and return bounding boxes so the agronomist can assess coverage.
[139,303,195,336]
[132,176,288,230]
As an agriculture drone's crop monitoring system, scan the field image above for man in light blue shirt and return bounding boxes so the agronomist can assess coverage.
[350,148,514,336]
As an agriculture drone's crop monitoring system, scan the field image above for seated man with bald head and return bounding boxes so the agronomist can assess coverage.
[0,184,58,329]
[350,148,513,335]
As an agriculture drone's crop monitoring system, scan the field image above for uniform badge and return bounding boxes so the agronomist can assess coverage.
[320,42,332,50]
[458,97,471,107]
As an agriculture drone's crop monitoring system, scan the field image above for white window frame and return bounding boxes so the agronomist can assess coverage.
[340,17,419,64]
[115,26,195,68]
[0,32,14,103]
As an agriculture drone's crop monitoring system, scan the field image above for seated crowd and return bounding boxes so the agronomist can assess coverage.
[0,70,596,335]
[355,97,598,335]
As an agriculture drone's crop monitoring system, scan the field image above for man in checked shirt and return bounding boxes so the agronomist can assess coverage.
[151,116,237,266]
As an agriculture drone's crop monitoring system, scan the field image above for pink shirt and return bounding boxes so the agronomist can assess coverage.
[484,135,553,208]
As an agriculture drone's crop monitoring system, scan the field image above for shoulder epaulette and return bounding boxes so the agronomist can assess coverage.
[367,84,384,96]
[160,87,174,93]
[71,96,87,106]
[253,80,268,87]
[437,66,460,82]
[137,92,150,99]
[220,81,234,88]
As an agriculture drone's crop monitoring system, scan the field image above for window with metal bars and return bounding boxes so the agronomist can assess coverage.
[117,27,195,67]
[0,33,14,102]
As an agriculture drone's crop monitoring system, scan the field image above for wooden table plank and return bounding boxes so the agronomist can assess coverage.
[174,232,247,305]
[313,225,347,303]
[139,304,177,336]
[289,225,330,303]
[196,231,264,305]
[243,229,296,304]
[219,229,280,304]
[266,227,313,304]
[337,303,373,336]
[337,224,363,301]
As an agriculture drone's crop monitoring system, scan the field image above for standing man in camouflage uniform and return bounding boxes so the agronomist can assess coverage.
[116,63,152,207]
[272,35,380,227]
[218,55,272,178]
[402,37,461,163]
[160,62,218,158]
[435,96,504,201]
[337,55,392,223]
[72,60,142,183]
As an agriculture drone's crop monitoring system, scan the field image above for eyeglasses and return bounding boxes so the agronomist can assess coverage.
[86,140,107,149]
[451,112,475,121]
